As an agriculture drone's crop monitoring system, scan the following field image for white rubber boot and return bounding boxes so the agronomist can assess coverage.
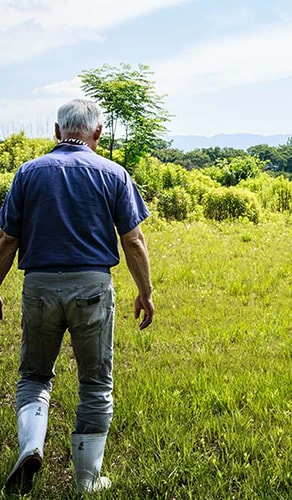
[71,433,111,492]
[5,401,49,495]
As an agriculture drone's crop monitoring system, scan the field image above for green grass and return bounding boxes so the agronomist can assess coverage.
[2,215,292,498]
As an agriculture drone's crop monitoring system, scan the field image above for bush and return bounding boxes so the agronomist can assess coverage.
[238,173,274,210]
[239,173,292,213]
[270,176,292,212]
[133,156,165,201]
[0,172,14,205]
[157,186,195,221]
[133,156,193,202]
[161,163,191,190]
[0,132,55,173]
[203,187,261,223]
[188,169,220,203]
[205,156,266,187]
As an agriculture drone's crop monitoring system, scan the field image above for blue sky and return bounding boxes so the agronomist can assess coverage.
[1,0,292,139]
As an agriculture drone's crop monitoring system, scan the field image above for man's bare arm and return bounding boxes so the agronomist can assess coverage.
[0,230,19,319]
[0,230,19,283]
[120,225,154,330]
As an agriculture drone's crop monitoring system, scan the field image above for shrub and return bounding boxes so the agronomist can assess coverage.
[0,172,14,205]
[203,187,261,223]
[157,186,195,221]
[238,173,274,210]
[133,156,165,201]
[270,176,292,212]
[239,173,292,213]
[133,157,194,202]
[205,156,266,187]
[188,169,220,203]
[161,163,191,190]
[0,132,55,173]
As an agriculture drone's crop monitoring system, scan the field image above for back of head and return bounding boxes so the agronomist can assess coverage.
[57,99,103,137]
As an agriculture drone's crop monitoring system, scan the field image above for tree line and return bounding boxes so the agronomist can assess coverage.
[151,141,292,173]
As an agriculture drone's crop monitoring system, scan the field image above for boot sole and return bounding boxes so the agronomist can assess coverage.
[5,451,42,495]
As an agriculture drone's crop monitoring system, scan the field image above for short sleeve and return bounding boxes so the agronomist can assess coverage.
[113,172,149,235]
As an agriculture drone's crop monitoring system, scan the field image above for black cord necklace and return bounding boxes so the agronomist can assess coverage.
[60,138,89,147]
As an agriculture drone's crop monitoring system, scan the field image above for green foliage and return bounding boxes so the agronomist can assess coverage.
[203,187,261,223]
[239,173,292,213]
[0,173,14,205]
[205,156,266,186]
[133,157,218,221]
[152,145,248,171]
[270,176,292,212]
[160,162,191,191]
[133,155,266,222]
[134,156,264,223]
[248,138,292,172]
[238,173,276,210]
[157,185,195,220]
[0,132,55,173]
[2,132,292,224]
[202,146,247,162]
[152,146,212,170]
[80,63,170,172]
[188,169,220,203]
[133,157,192,200]
[132,156,165,201]
[247,143,280,168]
[134,156,218,200]
[0,133,55,203]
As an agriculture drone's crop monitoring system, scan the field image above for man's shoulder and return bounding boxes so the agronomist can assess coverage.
[18,149,129,184]
[94,154,127,177]
[18,152,56,173]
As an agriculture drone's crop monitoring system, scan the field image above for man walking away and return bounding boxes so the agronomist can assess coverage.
[0,99,154,495]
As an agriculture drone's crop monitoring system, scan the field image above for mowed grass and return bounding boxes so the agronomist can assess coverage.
[2,215,292,498]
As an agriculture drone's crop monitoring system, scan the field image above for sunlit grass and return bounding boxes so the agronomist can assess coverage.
[2,215,292,498]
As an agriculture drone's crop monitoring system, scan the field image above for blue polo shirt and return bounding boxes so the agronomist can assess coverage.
[0,144,149,272]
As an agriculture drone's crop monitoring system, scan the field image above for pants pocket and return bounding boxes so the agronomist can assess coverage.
[74,288,108,326]
[22,292,43,329]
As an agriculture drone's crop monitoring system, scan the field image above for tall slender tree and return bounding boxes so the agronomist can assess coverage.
[80,63,170,171]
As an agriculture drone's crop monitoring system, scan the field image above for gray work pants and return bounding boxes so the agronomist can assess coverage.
[16,271,114,434]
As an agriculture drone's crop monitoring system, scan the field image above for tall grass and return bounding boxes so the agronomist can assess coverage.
[2,215,292,498]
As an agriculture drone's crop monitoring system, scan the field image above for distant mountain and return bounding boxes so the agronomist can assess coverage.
[167,134,292,152]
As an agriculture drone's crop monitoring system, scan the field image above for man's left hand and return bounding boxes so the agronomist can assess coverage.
[134,294,154,330]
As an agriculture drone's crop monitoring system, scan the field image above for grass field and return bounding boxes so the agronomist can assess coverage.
[2,215,292,499]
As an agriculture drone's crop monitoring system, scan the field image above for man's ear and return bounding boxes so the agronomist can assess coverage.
[55,122,61,140]
[94,125,102,142]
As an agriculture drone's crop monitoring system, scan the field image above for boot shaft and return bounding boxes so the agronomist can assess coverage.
[17,402,49,457]
[71,433,110,492]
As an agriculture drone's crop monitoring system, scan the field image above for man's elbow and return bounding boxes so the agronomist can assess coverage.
[0,232,19,253]
[121,226,144,248]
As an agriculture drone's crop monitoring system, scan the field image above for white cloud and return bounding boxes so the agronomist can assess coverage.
[1,0,191,30]
[34,77,83,96]
[154,22,292,96]
[0,0,192,67]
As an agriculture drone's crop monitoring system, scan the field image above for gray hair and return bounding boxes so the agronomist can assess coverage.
[57,99,103,136]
